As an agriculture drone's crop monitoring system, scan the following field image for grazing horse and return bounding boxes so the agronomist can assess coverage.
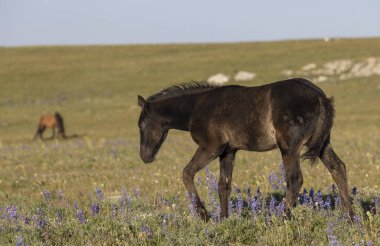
[137,78,354,221]
[34,112,67,140]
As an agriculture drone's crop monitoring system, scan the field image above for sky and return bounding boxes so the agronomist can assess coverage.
[1,0,380,46]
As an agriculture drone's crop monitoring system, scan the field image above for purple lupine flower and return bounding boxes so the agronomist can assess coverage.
[269,196,276,215]
[351,187,357,196]
[16,236,27,246]
[57,210,64,222]
[77,209,86,224]
[186,192,197,217]
[119,188,132,213]
[133,188,140,198]
[279,161,286,191]
[6,206,17,221]
[228,200,234,215]
[210,203,220,222]
[325,196,332,210]
[197,176,202,186]
[141,224,152,238]
[327,221,340,246]
[268,172,280,191]
[374,196,379,212]
[35,208,46,229]
[111,204,117,217]
[91,203,100,216]
[251,196,260,215]
[41,189,52,202]
[235,187,244,216]
[366,240,373,246]
[309,188,314,199]
[353,215,361,224]
[24,216,30,225]
[314,190,324,208]
[277,201,285,216]
[57,190,64,201]
[95,187,104,200]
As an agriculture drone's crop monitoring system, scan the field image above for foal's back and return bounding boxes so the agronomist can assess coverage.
[189,78,326,152]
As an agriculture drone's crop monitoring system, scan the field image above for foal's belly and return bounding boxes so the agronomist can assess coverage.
[222,124,278,152]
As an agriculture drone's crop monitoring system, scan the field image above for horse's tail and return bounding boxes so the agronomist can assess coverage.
[54,112,66,138]
[302,96,335,164]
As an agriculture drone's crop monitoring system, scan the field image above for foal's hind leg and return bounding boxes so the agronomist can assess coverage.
[182,147,218,221]
[320,143,354,218]
[281,152,303,214]
[277,131,304,215]
[218,150,236,219]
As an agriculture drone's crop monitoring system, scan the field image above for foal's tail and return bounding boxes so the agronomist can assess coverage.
[54,112,66,138]
[302,97,335,164]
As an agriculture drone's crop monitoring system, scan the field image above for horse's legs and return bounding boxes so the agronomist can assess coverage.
[320,143,354,218]
[281,152,303,213]
[182,147,218,222]
[51,127,56,139]
[218,150,236,219]
[34,125,46,140]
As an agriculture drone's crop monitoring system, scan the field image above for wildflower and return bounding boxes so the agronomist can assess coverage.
[6,206,17,221]
[57,190,64,201]
[251,195,260,215]
[24,216,30,225]
[141,224,152,239]
[95,187,104,200]
[35,208,46,229]
[111,204,117,217]
[353,215,361,224]
[279,160,286,183]
[133,188,140,198]
[235,187,244,216]
[351,187,357,196]
[77,209,86,224]
[186,192,197,217]
[269,196,276,215]
[41,188,52,202]
[327,221,340,246]
[119,188,132,213]
[57,210,64,222]
[277,201,285,216]
[91,203,100,216]
[374,196,379,211]
[228,200,234,215]
[314,190,324,208]
[16,236,27,246]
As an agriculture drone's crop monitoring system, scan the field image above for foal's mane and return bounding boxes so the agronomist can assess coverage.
[147,81,223,102]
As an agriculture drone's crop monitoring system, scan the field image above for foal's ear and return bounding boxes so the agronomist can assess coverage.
[137,95,146,107]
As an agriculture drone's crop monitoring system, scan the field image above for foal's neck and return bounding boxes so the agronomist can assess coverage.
[151,95,198,131]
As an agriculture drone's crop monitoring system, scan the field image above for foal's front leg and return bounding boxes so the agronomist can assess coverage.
[182,147,218,221]
[218,150,236,219]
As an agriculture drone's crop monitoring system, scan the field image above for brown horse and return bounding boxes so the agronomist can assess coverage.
[137,78,354,221]
[33,112,67,140]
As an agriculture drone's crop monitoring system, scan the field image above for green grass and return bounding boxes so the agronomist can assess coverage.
[0,38,380,244]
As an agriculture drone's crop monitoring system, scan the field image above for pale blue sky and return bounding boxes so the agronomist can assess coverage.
[1,0,379,46]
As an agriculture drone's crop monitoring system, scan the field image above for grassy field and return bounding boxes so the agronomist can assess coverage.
[0,38,379,244]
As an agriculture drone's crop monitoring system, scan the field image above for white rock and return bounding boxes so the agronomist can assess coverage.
[207,73,229,84]
[314,75,328,83]
[281,70,293,77]
[302,63,317,71]
[233,71,256,81]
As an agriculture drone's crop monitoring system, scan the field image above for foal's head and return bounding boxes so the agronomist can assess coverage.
[137,96,168,164]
